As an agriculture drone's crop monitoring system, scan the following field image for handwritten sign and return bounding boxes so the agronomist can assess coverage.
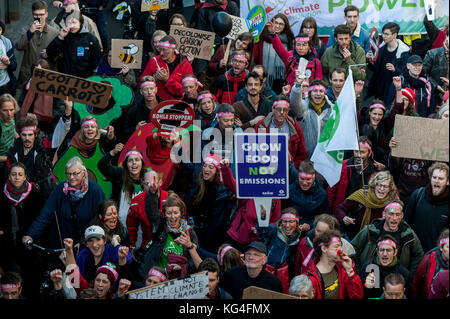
[170,26,215,61]
[242,286,299,299]
[141,0,169,11]
[111,39,143,69]
[226,15,250,40]
[29,68,112,109]
[392,115,449,162]
[127,271,209,299]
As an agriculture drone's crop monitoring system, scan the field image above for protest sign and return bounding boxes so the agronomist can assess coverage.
[234,133,289,226]
[127,271,209,299]
[369,27,380,63]
[141,0,169,11]
[150,100,195,137]
[392,115,449,162]
[111,39,143,69]
[424,0,435,20]
[241,0,448,36]
[226,15,250,39]
[170,26,215,61]
[242,286,299,299]
[246,5,267,43]
[28,68,112,109]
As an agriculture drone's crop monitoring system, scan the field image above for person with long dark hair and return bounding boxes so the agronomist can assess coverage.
[300,17,326,59]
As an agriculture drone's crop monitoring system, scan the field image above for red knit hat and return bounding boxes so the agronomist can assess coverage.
[95,263,119,286]
[401,88,416,104]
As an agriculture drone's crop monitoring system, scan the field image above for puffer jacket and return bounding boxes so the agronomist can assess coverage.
[271,34,323,86]
[290,84,333,159]
[46,25,101,78]
[351,218,424,274]
[221,164,281,246]
[254,113,307,169]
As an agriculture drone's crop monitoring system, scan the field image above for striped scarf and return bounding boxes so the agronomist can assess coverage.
[63,176,89,201]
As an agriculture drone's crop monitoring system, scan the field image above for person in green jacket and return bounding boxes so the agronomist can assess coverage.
[351,199,424,275]
[320,24,366,86]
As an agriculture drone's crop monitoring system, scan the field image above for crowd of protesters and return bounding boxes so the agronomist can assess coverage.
[0,0,448,300]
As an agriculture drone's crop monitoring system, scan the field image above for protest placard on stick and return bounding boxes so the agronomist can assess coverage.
[111,39,143,69]
[28,68,112,109]
[170,26,215,61]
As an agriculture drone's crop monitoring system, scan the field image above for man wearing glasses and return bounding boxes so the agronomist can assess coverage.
[220,241,283,299]
[16,0,59,87]
[351,199,424,275]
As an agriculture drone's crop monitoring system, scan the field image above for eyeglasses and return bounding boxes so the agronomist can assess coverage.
[376,184,390,190]
[274,107,289,114]
[378,248,394,253]
[232,59,246,65]
[66,171,82,177]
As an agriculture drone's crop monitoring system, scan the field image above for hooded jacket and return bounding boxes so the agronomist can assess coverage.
[46,25,101,78]
[254,113,307,169]
[351,218,424,274]
[271,34,323,86]
[290,84,333,159]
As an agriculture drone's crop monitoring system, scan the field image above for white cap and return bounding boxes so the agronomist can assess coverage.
[84,225,105,241]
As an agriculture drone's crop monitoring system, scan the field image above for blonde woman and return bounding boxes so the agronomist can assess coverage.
[335,171,399,240]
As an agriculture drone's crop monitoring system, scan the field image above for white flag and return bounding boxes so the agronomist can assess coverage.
[311,69,359,187]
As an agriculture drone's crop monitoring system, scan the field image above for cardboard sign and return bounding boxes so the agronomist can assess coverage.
[141,0,169,11]
[127,271,209,299]
[170,26,215,61]
[226,15,250,40]
[150,100,195,137]
[246,5,267,43]
[392,115,449,162]
[111,39,143,69]
[369,27,380,63]
[242,286,299,299]
[29,68,112,109]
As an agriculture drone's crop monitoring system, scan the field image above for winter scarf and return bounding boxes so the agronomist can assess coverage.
[263,33,288,84]
[3,180,32,206]
[347,188,387,230]
[70,130,98,157]
[63,176,89,201]
[310,99,326,115]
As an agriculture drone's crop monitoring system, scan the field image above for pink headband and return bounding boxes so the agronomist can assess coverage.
[219,246,234,265]
[320,236,341,247]
[204,156,220,168]
[440,238,449,246]
[232,55,248,62]
[1,283,21,290]
[369,103,386,111]
[273,100,289,108]
[384,202,403,213]
[197,93,214,102]
[308,85,326,92]
[159,41,176,49]
[81,120,98,128]
[148,269,167,282]
[295,37,310,42]
[126,150,143,160]
[299,172,315,179]
[140,81,157,89]
[21,126,37,132]
[359,142,372,151]
[378,239,397,249]
[182,77,203,88]
[216,112,234,118]
[281,213,299,222]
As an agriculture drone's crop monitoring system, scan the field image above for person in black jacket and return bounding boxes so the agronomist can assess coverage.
[46,10,101,78]
[198,258,232,299]
[6,115,56,198]
[220,241,283,299]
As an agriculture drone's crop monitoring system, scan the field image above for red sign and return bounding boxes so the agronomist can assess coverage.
[369,27,380,63]
[150,100,195,137]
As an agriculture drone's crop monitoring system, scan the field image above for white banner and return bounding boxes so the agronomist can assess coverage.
[241,0,449,36]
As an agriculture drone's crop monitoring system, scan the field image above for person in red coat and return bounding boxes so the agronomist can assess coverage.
[254,96,307,169]
[126,170,168,249]
[305,229,363,299]
[412,228,449,299]
[138,35,193,100]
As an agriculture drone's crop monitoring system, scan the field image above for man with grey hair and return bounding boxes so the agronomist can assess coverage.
[289,275,314,299]
[22,156,105,248]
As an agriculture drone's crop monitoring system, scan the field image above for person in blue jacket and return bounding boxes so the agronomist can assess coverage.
[282,161,329,230]
[22,156,105,248]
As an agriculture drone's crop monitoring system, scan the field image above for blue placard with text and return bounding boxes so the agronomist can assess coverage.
[234,133,289,198]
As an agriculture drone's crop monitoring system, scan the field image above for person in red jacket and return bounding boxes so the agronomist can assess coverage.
[210,50,249,105]
[138,35,193,100]
[412,228,449,299]
[126,169,168,249]
[254,96,307,169]
[265,19,323,88]
[305,229,363,299]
